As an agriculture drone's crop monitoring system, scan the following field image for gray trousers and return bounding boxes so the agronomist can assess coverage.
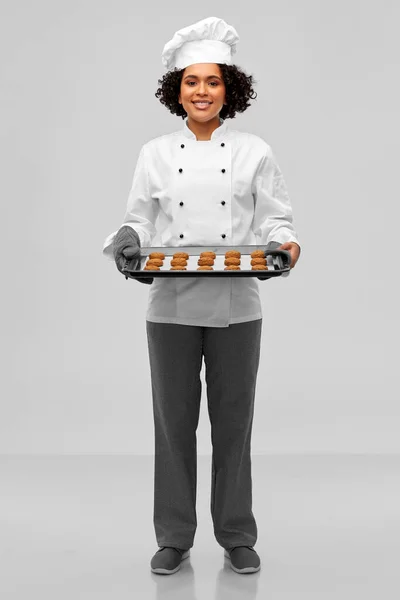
[146,318,262,551]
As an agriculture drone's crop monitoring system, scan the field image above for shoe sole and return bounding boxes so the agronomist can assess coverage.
[224,549,261,574]
[151,550,190,575]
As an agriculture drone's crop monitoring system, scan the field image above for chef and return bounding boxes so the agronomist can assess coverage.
[103,16,301,575]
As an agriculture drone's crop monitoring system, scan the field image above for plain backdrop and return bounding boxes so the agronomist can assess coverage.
[1,0,399,455]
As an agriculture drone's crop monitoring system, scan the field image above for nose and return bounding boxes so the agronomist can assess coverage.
[198,82,207,94]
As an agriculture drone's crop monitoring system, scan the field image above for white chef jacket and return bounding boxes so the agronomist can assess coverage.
[103,117,300,327]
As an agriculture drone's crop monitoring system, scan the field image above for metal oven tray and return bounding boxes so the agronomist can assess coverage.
[122,245,291,280]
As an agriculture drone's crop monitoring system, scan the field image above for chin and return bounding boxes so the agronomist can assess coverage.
[187,109,220,120]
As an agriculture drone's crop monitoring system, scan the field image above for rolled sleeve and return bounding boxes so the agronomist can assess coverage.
[103,144,159,260]
[252,147,300,248]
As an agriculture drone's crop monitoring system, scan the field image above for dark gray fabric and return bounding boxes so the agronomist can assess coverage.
[266,241,282,251]
[146,318,262,551]
[113,226,153,285]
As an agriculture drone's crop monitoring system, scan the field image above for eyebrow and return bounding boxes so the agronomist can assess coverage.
[183,74,222,80]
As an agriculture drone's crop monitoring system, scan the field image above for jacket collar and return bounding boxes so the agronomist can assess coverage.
[182,117,228,140]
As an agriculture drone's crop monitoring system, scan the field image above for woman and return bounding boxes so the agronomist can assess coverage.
[103,17,301,575]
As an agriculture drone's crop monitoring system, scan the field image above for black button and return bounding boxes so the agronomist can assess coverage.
[179,201,184,206]
[181,144,185,148]
[180,234,184,238]
[179,168,183,173]
[221,168,226,173]
[221,234,226,239]
[221,142,225,147]
[221,201,226,205]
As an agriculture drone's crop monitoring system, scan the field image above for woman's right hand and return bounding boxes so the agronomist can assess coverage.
[113,226,154,285]
[113,226,141,274]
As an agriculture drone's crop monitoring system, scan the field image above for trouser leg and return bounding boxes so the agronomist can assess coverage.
[203,319,262,549]
[146,321,203,550]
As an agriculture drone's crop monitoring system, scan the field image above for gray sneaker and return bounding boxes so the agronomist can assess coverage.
[150,546,190,575]
[224,546,261,573]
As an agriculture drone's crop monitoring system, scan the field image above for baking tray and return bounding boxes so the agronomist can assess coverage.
[122,245,291,280]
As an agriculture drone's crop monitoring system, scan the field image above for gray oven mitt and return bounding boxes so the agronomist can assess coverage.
[113,226,153,285]
[257,241,282,280]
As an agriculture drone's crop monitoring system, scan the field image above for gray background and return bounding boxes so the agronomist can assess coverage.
[1,1,399,455]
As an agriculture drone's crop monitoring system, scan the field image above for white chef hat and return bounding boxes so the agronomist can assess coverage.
[161,16,240,72]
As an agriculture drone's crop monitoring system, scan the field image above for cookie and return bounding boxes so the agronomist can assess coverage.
[224,257,241,266]
[149,252,165,260]
[200,251,216,259]
[146,258,163,267]
[251,258,267,266]
[144,265,160,271]
[170,266,187,270]
[251,264,268,270]
[225,250,241,258]
[171,258,187,266]
[224,265,241,270]
[173,252,189,260]
[198,257,214,266]
[197,266,213,270]
[250,250,265,259]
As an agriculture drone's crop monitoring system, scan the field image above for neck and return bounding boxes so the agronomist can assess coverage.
[187,115,221,141]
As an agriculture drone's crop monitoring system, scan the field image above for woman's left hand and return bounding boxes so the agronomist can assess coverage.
[278,242,301,268]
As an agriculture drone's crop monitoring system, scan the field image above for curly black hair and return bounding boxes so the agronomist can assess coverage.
[155,64,257,120]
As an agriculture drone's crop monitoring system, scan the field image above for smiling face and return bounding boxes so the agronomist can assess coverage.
[178,63,227,124]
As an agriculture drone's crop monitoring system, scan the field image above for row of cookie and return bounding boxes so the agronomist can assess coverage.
[144,264,268,271]
[143,249,268,271]
[146,249,266,260]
